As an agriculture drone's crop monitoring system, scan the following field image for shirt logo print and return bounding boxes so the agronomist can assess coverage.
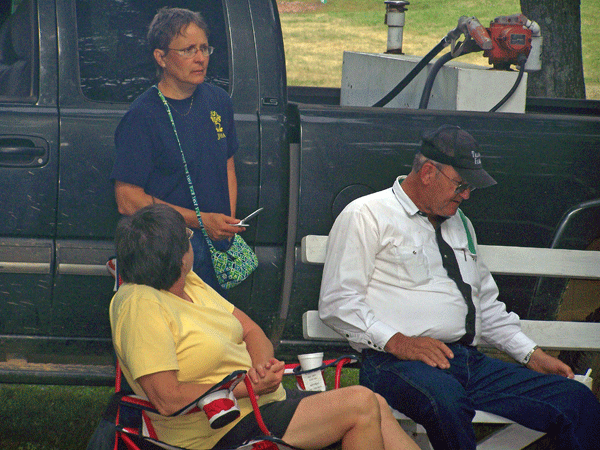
[210,111,226,140]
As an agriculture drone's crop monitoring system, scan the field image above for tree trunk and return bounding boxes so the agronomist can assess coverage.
[520,0,585,98]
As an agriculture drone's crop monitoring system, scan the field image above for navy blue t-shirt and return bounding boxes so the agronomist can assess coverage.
[111,83,238,216]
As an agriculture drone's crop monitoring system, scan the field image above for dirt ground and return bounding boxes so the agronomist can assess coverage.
[277,1,326,13]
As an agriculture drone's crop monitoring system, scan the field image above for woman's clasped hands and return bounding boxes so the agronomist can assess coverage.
[234,358,285,399]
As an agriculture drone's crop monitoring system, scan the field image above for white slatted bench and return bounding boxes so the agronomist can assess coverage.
[300,235,600,450]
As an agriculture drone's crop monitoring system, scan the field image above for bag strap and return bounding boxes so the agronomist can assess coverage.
[458,209,476,254]
[154,86,212,245]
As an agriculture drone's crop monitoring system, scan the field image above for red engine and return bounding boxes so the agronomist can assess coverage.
[484,14,533,68]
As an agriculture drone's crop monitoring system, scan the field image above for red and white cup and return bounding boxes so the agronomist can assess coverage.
[198,389,240,429]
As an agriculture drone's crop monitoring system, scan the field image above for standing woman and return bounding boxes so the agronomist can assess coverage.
[111,7,242,297]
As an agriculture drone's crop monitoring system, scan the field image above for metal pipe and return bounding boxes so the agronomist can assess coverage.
[385,1,410,54]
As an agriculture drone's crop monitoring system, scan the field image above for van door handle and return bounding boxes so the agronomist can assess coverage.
[0,137,49,167]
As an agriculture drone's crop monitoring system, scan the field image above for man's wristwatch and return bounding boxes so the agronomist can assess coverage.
[522,345,539,365]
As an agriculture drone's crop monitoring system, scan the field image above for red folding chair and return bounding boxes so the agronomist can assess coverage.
[113,361,300,450]
[107,258,297,450]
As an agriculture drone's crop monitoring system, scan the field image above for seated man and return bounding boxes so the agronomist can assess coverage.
[319,124,600,450]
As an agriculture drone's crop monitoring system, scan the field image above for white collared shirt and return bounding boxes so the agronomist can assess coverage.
[319,176,536,363]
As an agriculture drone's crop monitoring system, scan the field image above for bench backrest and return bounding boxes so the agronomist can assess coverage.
[301,235,600,352]
[301,235,600,279]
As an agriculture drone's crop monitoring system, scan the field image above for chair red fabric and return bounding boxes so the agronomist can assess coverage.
[113,363,296,450]
[108,258,296,450]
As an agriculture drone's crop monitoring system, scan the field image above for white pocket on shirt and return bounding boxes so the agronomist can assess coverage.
[454,247,479,286]
[391,245,430,286]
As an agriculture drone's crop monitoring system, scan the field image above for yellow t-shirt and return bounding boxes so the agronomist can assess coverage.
[110,271,286,450]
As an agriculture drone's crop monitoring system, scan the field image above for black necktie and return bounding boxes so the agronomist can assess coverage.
[435,224,476,345]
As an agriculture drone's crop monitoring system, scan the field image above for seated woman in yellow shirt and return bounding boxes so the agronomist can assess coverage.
[110,204,419,450]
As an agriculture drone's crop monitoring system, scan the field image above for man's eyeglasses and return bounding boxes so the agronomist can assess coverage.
[434,166,475,194]
[186,228,194,240]
[168,45,214,59]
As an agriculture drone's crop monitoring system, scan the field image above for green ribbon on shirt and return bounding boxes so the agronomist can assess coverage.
[458,209,476,255]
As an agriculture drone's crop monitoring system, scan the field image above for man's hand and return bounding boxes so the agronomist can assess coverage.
[526,348,574,378]
[385,333,454,369]
[200,212,245,240]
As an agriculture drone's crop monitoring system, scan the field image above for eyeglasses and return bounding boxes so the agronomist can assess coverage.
[434,166,475,194]
[168,44,214,59]
[186,228,194,240]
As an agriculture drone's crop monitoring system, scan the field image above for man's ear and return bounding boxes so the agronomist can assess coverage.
[420,161,437,187]
[154,48,167,68]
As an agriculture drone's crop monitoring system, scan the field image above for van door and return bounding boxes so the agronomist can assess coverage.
[0,0,59,349]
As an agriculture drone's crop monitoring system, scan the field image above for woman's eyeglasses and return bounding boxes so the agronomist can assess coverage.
[168,45,214,59]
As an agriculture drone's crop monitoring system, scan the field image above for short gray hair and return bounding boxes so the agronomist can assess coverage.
[147,7,209,76]
[412,152,442,173]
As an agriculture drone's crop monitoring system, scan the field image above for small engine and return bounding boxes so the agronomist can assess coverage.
[484,14,537,69]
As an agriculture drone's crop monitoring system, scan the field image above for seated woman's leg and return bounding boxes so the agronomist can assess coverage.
[360,349,477,450]
[282,386,419,450]
[372,392,421,450]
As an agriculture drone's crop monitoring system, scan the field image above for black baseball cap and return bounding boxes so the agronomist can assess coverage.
[419,124,497,189]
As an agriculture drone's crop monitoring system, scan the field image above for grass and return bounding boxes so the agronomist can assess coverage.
[0,368,357,450]
[0,384,113,449]
[279,0,600,99]
[0,365,560,450]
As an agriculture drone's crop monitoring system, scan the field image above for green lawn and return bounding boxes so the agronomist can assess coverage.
[0,367,559,449]
[279,0,600,99]
[0,368,356,450]
[0,384,113,449]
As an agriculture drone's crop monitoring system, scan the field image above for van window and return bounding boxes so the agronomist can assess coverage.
[77,0,229,103]
[0,0,38,101]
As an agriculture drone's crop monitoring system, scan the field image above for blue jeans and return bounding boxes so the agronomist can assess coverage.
[190,231,228,298]
[360,345,600,450]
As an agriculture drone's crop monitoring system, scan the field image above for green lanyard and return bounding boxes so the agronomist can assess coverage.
[154,86,206,229]
[458,209,476,254]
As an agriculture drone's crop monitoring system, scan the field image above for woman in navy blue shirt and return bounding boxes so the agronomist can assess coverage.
[111,7,243,296]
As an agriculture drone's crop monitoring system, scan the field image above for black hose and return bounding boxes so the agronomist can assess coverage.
[372,37,449,107]
[418,39,483,110]
[418,51,455,109]
[489,55,528,112]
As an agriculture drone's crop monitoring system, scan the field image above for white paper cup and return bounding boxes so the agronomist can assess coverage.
[298,352,324,371]
[198,390,240,429]
[573,375,593,390]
